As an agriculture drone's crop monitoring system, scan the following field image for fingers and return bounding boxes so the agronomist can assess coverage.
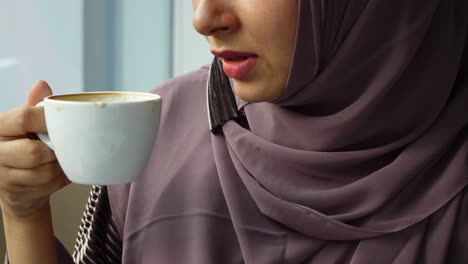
[0,106,47,136]
[0,138,56,169]
[0,79,52,137]
[0,80,62,218]
[0,171,70,208]
[27,80,52,107]
[1,161,64,187]
[0,135,27,142]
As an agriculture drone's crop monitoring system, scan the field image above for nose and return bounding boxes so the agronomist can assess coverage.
[192,0,240,37]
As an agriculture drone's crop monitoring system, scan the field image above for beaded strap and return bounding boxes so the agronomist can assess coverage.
[72,185,122,264]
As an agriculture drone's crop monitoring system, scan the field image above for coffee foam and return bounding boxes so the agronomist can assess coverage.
[51,93,155,103]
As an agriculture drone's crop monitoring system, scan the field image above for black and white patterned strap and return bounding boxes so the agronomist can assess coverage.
[72,185,122,264]
[207,56,249,134]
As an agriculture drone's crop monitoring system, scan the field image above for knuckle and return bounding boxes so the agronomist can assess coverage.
[32,162,59,185]
[26,140,44,163]
[16,107,32,133]
[43,163,59,182]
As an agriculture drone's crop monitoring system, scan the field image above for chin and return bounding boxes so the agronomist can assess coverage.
[233,80,282,103]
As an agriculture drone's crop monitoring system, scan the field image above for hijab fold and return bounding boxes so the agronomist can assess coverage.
[213,0,468,242]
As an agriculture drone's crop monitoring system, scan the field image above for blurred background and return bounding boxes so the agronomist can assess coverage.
[0,0,211,257]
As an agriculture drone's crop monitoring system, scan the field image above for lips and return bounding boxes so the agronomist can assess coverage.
[212,50,258,79]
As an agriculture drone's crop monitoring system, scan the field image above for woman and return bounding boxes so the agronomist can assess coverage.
[1,0,467,263]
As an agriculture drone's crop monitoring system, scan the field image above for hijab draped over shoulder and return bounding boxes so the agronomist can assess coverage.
[212,0,468,262]
[107,0,468,263]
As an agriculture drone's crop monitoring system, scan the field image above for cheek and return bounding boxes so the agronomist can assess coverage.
[249,9,297,67]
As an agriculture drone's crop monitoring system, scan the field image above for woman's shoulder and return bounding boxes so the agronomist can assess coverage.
[107,66,212,237]
[149,65,210,102]
[148,64,211,130]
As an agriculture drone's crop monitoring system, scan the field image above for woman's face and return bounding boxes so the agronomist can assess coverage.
[192,0,298,103]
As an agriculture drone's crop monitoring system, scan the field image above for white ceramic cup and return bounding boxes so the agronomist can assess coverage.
[35,91,161,185]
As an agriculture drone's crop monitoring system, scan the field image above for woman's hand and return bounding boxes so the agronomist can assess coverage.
[0,81,71,219]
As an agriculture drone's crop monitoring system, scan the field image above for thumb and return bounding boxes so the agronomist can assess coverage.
[27,80,53,106]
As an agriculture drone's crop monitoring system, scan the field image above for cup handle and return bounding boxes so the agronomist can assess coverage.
[35,101,54,151]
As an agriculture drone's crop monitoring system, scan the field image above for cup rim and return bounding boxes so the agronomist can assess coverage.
[44,91,161,104]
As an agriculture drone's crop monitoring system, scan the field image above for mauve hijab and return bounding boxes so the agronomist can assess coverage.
[104,0,468,263]
[232,0,468,237]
